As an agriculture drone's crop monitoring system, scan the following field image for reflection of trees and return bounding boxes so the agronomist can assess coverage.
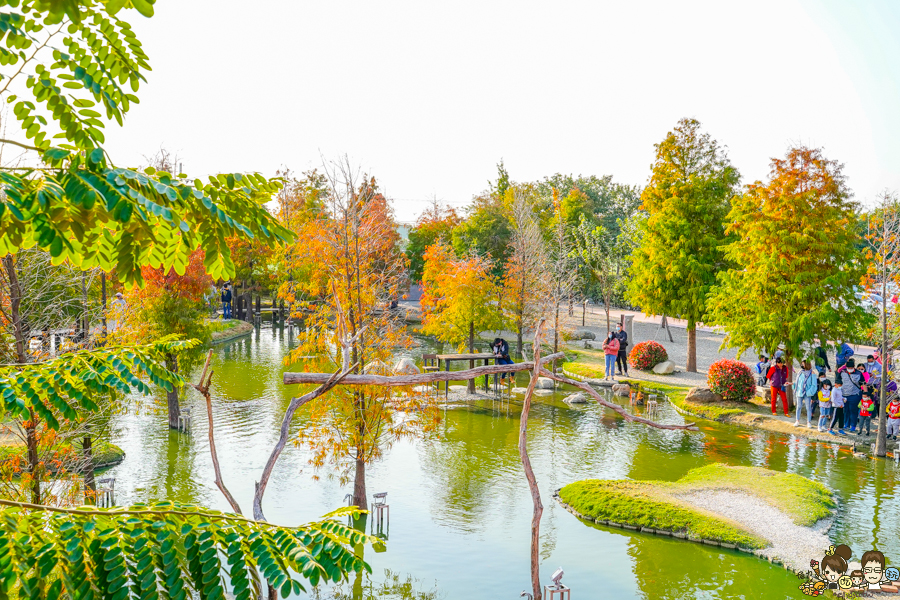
[626,529,799,599]
[311,569,442,600]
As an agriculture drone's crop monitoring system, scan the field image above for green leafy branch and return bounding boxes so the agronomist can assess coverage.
[0,337,197,429]
[0,501,375,600]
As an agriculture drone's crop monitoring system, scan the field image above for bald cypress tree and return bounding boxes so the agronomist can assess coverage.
[627,118,740,372]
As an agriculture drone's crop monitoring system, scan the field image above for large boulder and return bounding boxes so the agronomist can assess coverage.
[652,360,676,375]
[536,377,555,390]
[564,392,589,404]
[393,357,420,375]
[685,387,724,404]
[569,329,596,341]
[363,360,389,375]
[611,383,631,397]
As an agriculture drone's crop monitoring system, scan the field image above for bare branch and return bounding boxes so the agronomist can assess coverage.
[253,363,358,521]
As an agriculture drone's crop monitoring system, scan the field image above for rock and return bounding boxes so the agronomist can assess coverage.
[536,377,555,389]
[448,384,469,393]
[363,360,389,375]
[511,387,529,395]
[393,357,420,375]
[611,383,631,397]
[569,329,596,341]
[564,392,588,404]
[685,387,724,404]
[533,389,554,396]
[652,360,676,375]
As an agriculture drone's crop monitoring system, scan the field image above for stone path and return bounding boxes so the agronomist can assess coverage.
[676,490,832,573]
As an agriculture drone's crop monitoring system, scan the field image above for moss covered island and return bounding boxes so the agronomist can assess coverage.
[558,464,835,549]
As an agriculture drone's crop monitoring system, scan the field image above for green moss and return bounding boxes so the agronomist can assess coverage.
[560,464,835,549]
[0,441,125,471]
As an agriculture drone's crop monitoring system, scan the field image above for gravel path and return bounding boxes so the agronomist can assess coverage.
[677,490,832,573]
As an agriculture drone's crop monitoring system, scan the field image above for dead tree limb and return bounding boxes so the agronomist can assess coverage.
[191,349,243,515]
[253,363,358,521]
[521,319,545,600]
[538,369,699,431]
[282,353,565,387]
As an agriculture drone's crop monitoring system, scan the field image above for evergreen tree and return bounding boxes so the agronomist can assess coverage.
[627,118,739,372]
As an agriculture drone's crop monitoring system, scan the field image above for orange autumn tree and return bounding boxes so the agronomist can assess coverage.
[124,249,212,428]
[282,159,438,509]
[421,240,506,391]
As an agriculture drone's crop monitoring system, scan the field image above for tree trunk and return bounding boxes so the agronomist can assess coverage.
[686,321,697,373]
[876,298,889,457]
[520,323,546,600]
[3,256,41,504]
[468,320,476,394]
[101,272,107,339]
[567,296,573,317]
[353,455,367,510]
[165,353,181,429]
[82,432,96,500]
[516,323,523,360]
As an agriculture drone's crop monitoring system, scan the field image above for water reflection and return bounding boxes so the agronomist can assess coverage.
[97,327,900,598]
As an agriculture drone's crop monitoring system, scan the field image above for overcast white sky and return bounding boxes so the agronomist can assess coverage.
[102,0,900,222]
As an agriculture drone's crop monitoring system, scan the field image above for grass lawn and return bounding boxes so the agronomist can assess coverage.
[559,464,835,548]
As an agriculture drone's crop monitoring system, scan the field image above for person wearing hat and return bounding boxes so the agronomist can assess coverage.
[109,292,126,332]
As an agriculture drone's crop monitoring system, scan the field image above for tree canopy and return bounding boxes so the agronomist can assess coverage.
[627,118,740,371]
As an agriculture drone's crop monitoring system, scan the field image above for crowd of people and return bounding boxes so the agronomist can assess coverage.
[756,344,900,439]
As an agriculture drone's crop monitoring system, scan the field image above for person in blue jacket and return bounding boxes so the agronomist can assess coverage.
[836,342,854,371]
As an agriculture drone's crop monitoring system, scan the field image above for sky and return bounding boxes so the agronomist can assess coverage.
[101,0,900,222]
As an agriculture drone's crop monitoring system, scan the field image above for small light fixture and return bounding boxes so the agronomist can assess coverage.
[544,567,571,599]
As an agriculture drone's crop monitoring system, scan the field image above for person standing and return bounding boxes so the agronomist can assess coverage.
[221,283,232,319]
[108,292,126,333]
[886,394,900,441]
[829,380,845,435]
[814,343,831,376]
[767,357,790,416]
[602,331,620,381]
[836,341,854,371]
[864,354,882,387]
[859,391,875,436]
[841,359,865,433]
[794,360,817,428]
[492,337,514,380]
[614,322,629,377]
[817,380,832,432]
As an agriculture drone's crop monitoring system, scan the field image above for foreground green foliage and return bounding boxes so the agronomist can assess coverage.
[559,464,835,548]
[0,339,196,430]
[0,502,375,599]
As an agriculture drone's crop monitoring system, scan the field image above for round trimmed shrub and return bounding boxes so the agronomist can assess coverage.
[628,341,668,371]
[708,359,756,402]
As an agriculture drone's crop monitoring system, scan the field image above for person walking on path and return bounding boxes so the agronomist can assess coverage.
[794,360,818,428]
[836,341,854,371]
[602,331,620,381]
[817,380,833,432]
[814,343,831,376]
[841,359,865,433]
[886,395,900,440]
[755,355,770,387]
[492,337,514,380]
[829,382,846,435]
[614,323,629,376]
[768,357,790,416]
[221,283,232,319]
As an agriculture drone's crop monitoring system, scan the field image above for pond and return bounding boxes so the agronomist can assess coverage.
[101,325,900,599]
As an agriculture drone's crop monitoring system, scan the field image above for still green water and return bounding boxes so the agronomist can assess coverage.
[103,326,900,599]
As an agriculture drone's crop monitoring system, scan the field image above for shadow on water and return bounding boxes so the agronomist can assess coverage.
[99,327,900,599]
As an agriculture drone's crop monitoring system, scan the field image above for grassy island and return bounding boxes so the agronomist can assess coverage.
[558,464,835,549]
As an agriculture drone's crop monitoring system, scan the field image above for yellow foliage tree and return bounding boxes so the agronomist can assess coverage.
[421,241,506,391]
